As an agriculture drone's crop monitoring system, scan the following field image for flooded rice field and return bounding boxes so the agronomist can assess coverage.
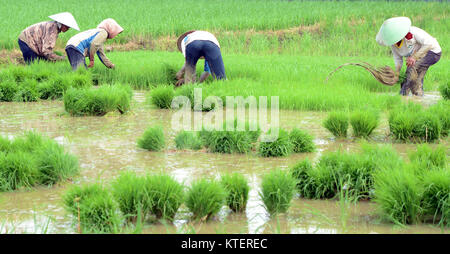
[0,91,447,234]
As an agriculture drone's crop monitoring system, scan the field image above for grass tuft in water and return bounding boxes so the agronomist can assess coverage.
[259,129,293,157]
[148,85,175,109]
[137,126,165,152]
[174,131,203,150]
[185,178,226,221]
[323,111,348,138]
[421,169,450,227]
[409,144,447,171]
[290,158,316,198]
[220,173,249,213]
[350,110,379,138]
[439,82,450,100]
[260,169,297,215]
[289,128,315,153]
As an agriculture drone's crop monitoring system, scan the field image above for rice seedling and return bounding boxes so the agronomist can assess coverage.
[220,173,249,212]
[0,80,18,102]
[289,128,315,153]
[323,111,349,138]
[439,82,450,100]
[428,101,450,136]
[412,111,442,142]
[373,166,423,225]
[13,78,39,102]
[260,169,297,215]
[110,171,149,222]
[185,178,226,221]
[205,129,252,154]
[62,183,121,233]
[0,151,39,191]
[259,129,293,157]
[64,84,132,116]
[290,159,316,199]
[148,85,175,109]
[421,169,450,227]
[350,110,379,138]
[359,142,404,171]
[409,144,447,171]
[144,173,184,221]
[137,126,165,152]
[174,131,203,150]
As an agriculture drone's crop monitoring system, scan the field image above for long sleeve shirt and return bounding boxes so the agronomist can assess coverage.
[376,26,441,71]
[18,21,62,61]
[66,28,113,68]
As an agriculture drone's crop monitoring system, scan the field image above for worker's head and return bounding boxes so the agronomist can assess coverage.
[97,18,124,39]
[177,30,196,52]
[48,12,80,31]
[378,17,411,46]
[60,24,70,32]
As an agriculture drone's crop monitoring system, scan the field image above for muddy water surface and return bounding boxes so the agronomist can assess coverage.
[0,91,448,234]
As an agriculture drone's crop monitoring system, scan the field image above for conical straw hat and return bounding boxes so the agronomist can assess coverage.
[177,30,196,52]
[48,12,80,31]
[379,17,411,46]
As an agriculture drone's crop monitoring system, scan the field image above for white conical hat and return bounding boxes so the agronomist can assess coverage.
[379,17,411,46]
[48,12,80,31]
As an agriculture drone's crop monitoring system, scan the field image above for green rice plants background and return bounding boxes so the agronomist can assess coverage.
[260,169,297,215]
[137,126,165,152]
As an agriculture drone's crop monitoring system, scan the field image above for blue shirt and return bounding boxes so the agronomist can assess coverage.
[204,60,211,73]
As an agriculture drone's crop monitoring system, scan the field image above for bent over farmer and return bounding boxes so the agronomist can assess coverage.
[175,30,226,86]
[65,18,123,70]
[376,17,441,96]
[18,12,80,64]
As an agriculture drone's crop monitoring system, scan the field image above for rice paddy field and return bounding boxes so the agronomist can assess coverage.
[0,0,449,235]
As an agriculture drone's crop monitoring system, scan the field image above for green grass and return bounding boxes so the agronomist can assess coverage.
[428,101,450,136]
[201,122,254,154]
[63,84,132,116]
[148,85,175,109]
[259,129,293,157]
[289,128,315,153]
[421,169,450,227]
[174,131,203,150]
[144,173,184,221]
[409,144,447,171]
[137,126,165,152]
[323,111,349,138]
[185,178,227,221]
[220,173,250,213]
[260,169,297,215]
[439,82,450,100]
[350,110,379,138]
[290,158,316,199]
[62,183,121,233]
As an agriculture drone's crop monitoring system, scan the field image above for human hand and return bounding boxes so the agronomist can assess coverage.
[88,60,94,68]
[175,79,185,87]
[406,57,416,67]
[109,64,115,69]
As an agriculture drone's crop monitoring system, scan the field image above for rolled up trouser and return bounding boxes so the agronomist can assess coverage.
[65,45,87,71]
[400,51,441,96]
[185,40,226,82]
[18,39,46,64]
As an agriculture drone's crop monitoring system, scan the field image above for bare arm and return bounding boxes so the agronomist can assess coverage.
[176,63,186,80]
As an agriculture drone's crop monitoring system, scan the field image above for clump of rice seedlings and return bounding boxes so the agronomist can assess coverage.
[0,80,18,102]
[260,169,297,215]
[409,144,446,171]
[202,122,253,154]
[137,126,165,152]
[185,179,226,221]
[0,151,39,191]
[388,107,417,141]
[428,101,450,136]
[148,85,175,109]
[259,129,292,157]
[323,111,349,138]
[421,169,450,226]
[13,78,40,102]
[289,128,315,153]
[360,142,404,171]
[144,173,184,220]
[350,110,379,138]
[374,166,423,225]
[220,173,249,212]
[412,111,442,142]
[174,131,202,150]
[290,159,316,198]
[110,171,148,222]
[63,85,132,116]
[63,183,121,233]
[439,82,450,100]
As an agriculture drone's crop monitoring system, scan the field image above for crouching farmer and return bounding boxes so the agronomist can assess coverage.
[18,12,79,64]
[65,18,123,70]
[376,17,441,96]
[175,30,226,86]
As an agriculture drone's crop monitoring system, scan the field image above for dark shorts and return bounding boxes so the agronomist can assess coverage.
[18,39,45,64]
[185,40,226,80]
[65,45,87,71]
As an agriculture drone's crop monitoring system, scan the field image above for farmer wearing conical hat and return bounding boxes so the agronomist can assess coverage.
[18,12,80,64]
[175,30,226,86]
[65,18,123,70]
[376,17,441,96]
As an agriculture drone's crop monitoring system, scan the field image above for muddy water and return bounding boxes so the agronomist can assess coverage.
[0,91,447,234]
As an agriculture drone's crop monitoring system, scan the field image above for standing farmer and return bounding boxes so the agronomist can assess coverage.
[18,12,80,64]
[376,17,441,96]
[65,18,123,70]
[175,30,226,86]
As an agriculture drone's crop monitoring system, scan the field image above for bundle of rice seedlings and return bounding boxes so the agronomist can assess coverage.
[260,169,297,215]
[289,128,315,153]
[428,101,450,136]
[290,159,316,198]
[421,169,450,227]
[0,151,39,191]
[111,171,149,222]
[205,130,252,154]
[137,126,165,152]
[388,103,422,141]
[220,173,249,212]
[0,80,18,102]
[323,111,349,138]
[326,62,398,86]
[174,131,202,150]
[144,173,184,220]
[148,85,175,109]
[63,183,121,233]
[13,78,40,102]
[409,144,447,171]
[350,110,379,138]
[374,166,423,225]
[259,129,293,157]
[412,111,442,142]
[185,179,226,220]
[439,82,450,100]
